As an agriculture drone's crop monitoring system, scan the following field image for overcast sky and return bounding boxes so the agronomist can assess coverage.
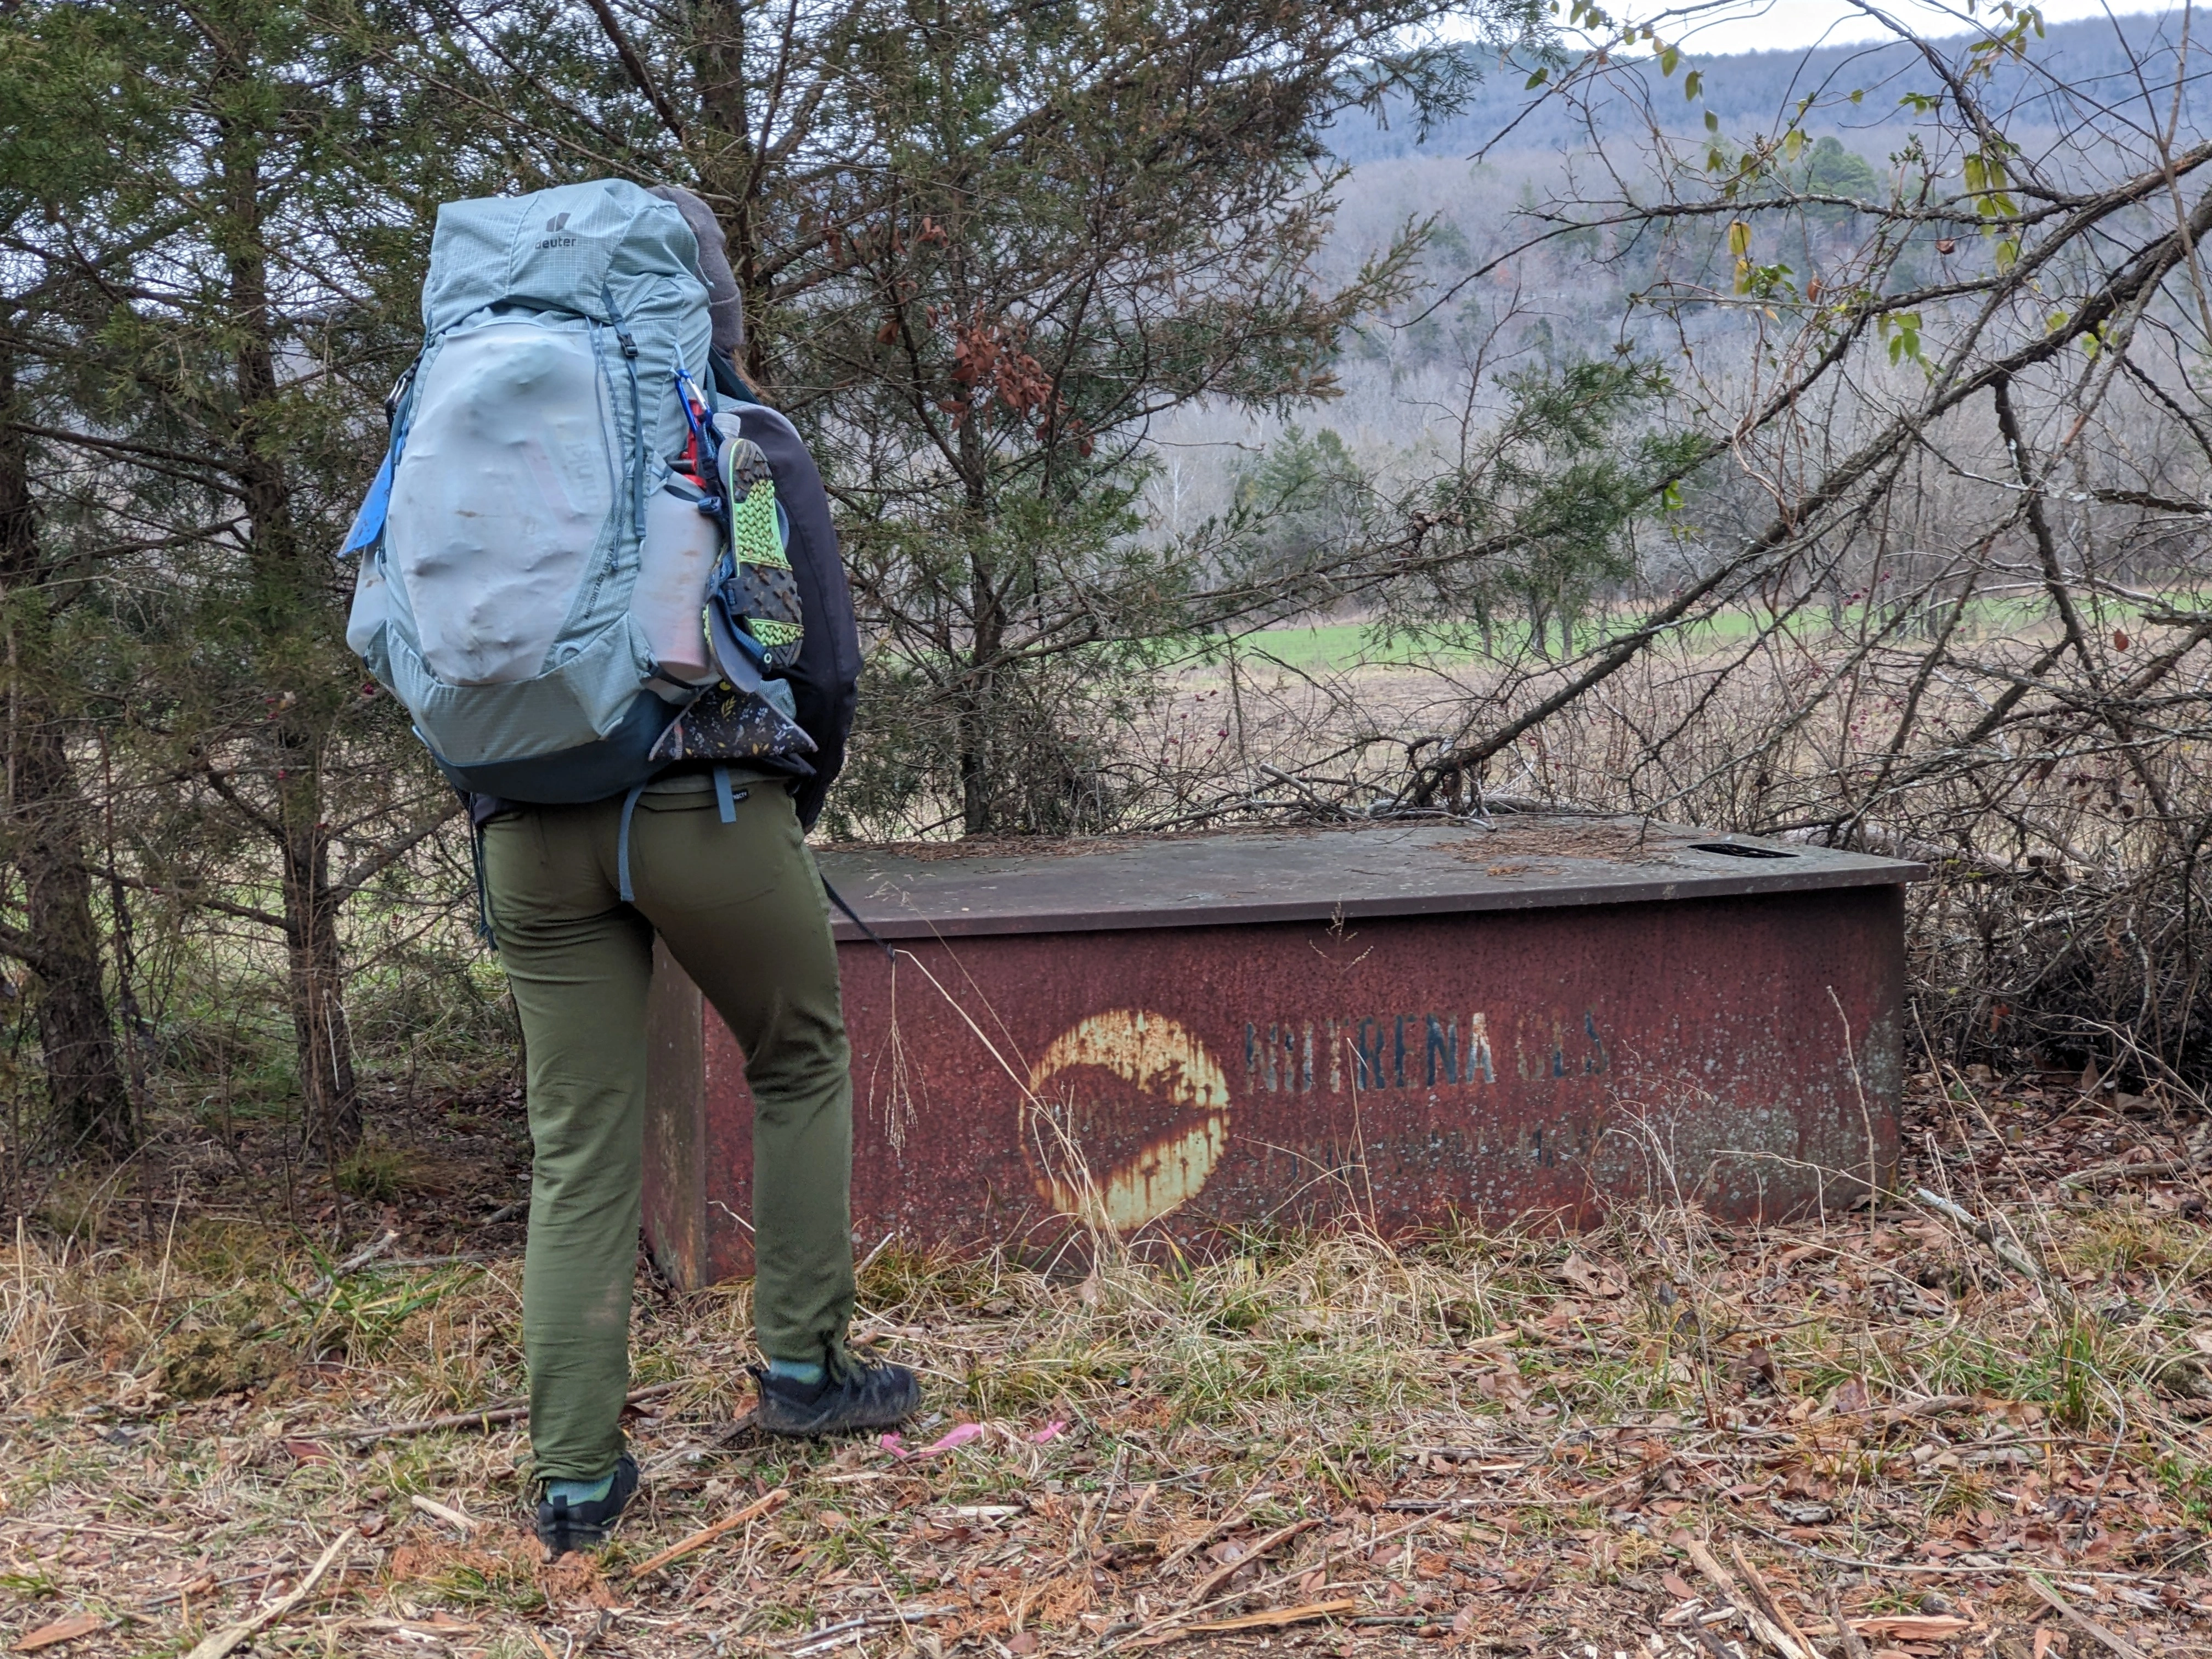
[1561,1,2177,55]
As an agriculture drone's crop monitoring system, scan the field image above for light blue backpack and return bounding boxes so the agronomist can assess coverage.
[343,178,799,802]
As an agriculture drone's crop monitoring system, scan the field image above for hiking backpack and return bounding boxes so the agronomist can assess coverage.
[341,178,834,806]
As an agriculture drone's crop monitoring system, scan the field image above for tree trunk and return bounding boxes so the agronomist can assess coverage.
[955,617,999,836]
[687,0,771,386]
[1527,593,1550,662]
[216,100,360,1161]
[16,729,134,1159]
[957,503,1005,836]
[956,690,992,835]
[280,814,357,1161]
[0,324,134,1158]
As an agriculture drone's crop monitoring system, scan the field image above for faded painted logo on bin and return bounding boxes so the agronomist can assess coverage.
[1024,1010,1232,1232]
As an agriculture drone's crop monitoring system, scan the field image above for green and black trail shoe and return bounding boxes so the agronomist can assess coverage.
[755,1357,921,1438]
[534,1453,640,1557]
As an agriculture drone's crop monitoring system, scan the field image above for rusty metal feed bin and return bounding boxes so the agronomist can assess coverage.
[642,819,1920,1288]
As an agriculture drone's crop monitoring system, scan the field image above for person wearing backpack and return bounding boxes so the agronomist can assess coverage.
[342,179,918,1556]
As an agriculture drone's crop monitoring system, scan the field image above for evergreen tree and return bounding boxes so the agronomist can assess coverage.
[0,3,154,1158]
[383,0,1549,833]
[2,0,456,1161]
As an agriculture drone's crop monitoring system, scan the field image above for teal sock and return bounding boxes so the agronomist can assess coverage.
[546,1473,613,1506]
[766,1356,825,1386]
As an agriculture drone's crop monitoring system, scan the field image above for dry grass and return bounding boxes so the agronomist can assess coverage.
[1114,615,2212,1108]
[3,1077,2211,1659]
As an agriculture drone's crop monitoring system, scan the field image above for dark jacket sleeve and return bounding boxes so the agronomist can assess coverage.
[734,403,860,830]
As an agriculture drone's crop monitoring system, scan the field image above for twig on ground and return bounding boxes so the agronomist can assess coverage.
[380,1251,500,1271]
[1683,1539,1816,1659]
[303,1231,397,1299]
[1825,1591,1871,1659]
[317,1380,681,1444]
[1181,1517,1318,1607]
[2028,1574,2150,1659]
[2058,1157,2197,1189]
[409,1494,481,1533]
[628,1487,788,1581]
[137,1562,374,1613]
[1914,1188,2049,1285]
[1729,1541,1825,1659]
[0,1516,189,1541]
[780,1605,964,1655]
[1743,1523,2165,1584]
[1151,1502,1258,1579]
[351,1617,484,1638]
[1134,1599,1362,1645]
[1125,1517,1432,1648]
[182,1526,354,1659]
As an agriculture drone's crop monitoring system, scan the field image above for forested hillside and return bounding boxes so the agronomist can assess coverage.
[1331,7,2199,157]
[1160,8,2208,526]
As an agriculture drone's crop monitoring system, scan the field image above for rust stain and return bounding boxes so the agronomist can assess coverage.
[646,866,1912,1285]
[1024,1009,1231,1232]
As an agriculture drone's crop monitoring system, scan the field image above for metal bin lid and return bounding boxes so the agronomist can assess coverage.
[816,816,1925,943]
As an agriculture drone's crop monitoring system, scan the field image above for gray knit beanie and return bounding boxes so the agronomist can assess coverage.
[648,184,744,360]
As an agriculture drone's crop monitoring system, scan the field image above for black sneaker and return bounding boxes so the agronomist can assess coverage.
[534,1453,640,1556]
[754,1356,921,1438]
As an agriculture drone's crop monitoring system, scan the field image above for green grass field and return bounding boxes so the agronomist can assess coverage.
[1177,592,2139,676]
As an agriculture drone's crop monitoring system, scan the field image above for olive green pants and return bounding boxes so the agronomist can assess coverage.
[482,777,855,1481]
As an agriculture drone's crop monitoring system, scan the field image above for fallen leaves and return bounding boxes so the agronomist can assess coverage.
[12,1615,104,1653]
[1557,1252,1628,1299]
[12,1062,2212,1659]
[1182,1517,1317,1606]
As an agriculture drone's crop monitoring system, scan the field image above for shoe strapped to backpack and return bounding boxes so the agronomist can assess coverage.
[534,1452,640,1556]
[340,178,814,807]
[754,1355,921,1438]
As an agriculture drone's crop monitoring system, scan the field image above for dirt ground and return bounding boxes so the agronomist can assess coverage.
[3,1068,2210,1659]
